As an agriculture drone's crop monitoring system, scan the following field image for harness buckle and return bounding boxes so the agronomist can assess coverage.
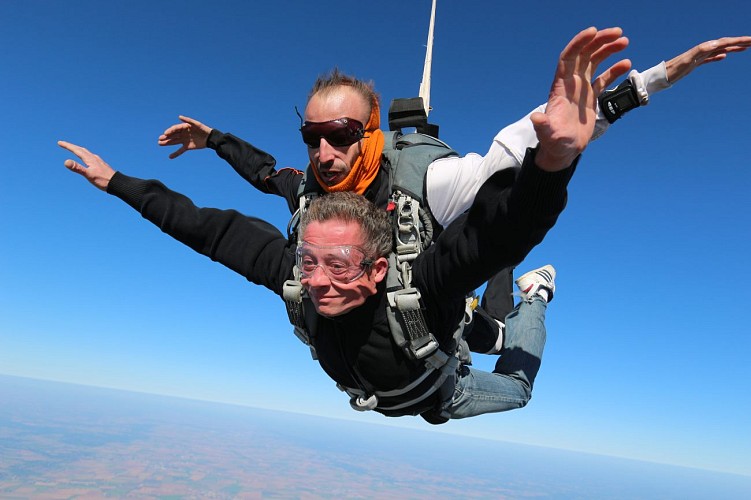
[350,394,378,411]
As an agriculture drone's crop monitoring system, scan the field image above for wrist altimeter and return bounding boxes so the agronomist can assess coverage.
[599,79,641,123]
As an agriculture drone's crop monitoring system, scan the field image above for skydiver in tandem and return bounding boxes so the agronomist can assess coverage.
[61,27,630,423]
[155,35,751,354]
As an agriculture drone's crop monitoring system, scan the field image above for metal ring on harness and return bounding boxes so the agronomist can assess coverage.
[350,394,378,411]
[286,207,301,240]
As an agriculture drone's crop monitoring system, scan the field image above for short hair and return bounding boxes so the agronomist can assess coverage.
[300,192,392,259]
[308,68,380,120]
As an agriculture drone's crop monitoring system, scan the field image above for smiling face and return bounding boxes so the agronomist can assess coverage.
[300,218,387,317]
[304,86,371,187]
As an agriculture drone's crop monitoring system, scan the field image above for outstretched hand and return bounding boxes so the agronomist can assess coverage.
[666,35,751,84]
[532,27,631,171]
[58,141,116,191]
[158,115,212,159]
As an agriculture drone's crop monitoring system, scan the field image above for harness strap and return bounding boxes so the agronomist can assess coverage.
[282,276,318,360]
[394,193,421,265]
[387,286,438,359]
[339,354,459,412]
[387,193,441,361]
[283,279,304,328]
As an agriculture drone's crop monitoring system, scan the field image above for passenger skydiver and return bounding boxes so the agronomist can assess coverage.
[60,27,630,423]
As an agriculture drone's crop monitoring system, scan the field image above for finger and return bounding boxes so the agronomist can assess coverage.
[64,159,88,176]
[591,59,632,95]
[589,36,629,71]
[558,27,599,77]
[158,135,182,147]
[529,111,551,138]
[697,39,751,59]
[695,43,748,66]
[162,123,188,136]
[578,34,627,77]
[58,140,79,153]
[720,45,751,54]
[698,54,728,66]
[57,140,91,159]
[585,27,625,52]
[169,146,187,160]
[179,115,201,126]
[714,36,751,49]
[563,27,599,54]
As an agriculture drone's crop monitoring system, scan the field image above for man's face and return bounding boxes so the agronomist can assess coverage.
[304,87,370,186]
[300,219,386,317]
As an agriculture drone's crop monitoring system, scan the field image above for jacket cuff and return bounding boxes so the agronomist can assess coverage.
[107,171,149,208]
[206,128,225,150]
[514,146,577,213]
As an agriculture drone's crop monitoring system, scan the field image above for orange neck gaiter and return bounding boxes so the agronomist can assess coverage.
[311,101,384,195]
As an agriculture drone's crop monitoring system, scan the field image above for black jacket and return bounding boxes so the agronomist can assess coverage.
[107,147,575,415]
[207,129,392,212]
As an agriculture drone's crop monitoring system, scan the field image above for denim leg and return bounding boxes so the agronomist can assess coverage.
[444,297,547,419]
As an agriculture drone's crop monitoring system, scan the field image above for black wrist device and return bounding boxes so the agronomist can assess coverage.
[599,79,641,124]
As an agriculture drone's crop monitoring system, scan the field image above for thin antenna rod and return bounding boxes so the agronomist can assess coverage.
[418,0,436,117]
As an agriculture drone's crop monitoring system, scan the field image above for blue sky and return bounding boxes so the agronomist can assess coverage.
[2,0,750,477]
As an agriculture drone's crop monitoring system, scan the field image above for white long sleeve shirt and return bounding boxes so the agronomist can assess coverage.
[426,62,671,227]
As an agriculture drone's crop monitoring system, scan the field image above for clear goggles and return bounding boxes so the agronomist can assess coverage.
[295,242,373,283]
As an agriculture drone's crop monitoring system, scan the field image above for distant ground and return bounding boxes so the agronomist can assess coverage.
[1,375,750,499]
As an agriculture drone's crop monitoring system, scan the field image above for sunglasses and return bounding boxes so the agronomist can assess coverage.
[296,242,374,283]
[300,118,365,148]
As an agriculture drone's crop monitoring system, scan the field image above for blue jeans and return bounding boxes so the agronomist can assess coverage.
[444,296,547,419]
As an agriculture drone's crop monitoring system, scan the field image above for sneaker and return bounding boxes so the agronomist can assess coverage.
[515,265,556,303]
